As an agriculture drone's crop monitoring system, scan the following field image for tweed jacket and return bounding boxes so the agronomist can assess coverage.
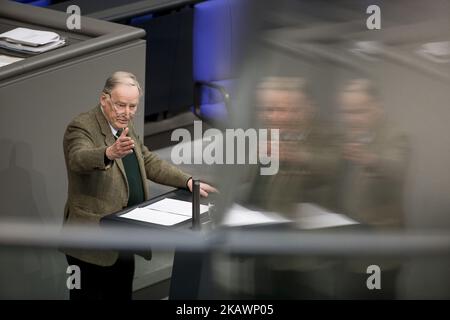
[62,105,191,266]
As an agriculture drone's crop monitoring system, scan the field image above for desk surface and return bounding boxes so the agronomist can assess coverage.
[0,0,145,80]
[0,18,88,58]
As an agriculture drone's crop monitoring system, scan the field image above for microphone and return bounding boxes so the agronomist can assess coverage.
[192,179,200,230]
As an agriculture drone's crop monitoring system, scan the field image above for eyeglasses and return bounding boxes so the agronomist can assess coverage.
[105,93,139,116]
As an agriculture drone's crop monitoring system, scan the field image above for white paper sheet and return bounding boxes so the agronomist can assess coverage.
[0,54,23,67]
[120,208,190,226]
[221,204,291,227]
[0,39,65,53]
[0,27,60,46]
[295,203,359,229]
[142,198,208,217]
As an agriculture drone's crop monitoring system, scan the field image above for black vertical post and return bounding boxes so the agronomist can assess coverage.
[192,179,200,230]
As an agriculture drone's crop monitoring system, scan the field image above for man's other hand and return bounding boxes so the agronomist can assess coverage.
[187,178,218,198]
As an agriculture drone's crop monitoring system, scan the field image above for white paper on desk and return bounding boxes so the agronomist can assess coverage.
[0,28,60,46]
[0,38,66,53]
[142,198,208,217]
[120,208,190,226]
[221,204,291,227]
[0,55,23,67]
[295,203,358,229]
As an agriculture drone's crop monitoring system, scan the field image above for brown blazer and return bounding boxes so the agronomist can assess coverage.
[334,123,409,228]
[62,105,191,266]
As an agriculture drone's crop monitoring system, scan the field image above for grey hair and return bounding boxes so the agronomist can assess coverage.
[257,76,306,91]
[102,71,142,96]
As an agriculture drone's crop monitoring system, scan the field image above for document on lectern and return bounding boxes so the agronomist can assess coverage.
[119,198,208,226]
[143,198,209,217]
[295,203,359,229]
[221,204,291,227]
[120,207,191,226]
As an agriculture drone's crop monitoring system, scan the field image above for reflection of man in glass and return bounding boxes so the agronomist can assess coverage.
[246,77,339,299]
[334,79,409,299]
[250,76,336,216]
[336,79,408,228]
[257,77,314,168]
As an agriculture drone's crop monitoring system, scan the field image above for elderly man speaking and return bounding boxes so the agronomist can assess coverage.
[62,71,215,300]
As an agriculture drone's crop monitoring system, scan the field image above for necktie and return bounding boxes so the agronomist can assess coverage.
[113,128,144,207]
